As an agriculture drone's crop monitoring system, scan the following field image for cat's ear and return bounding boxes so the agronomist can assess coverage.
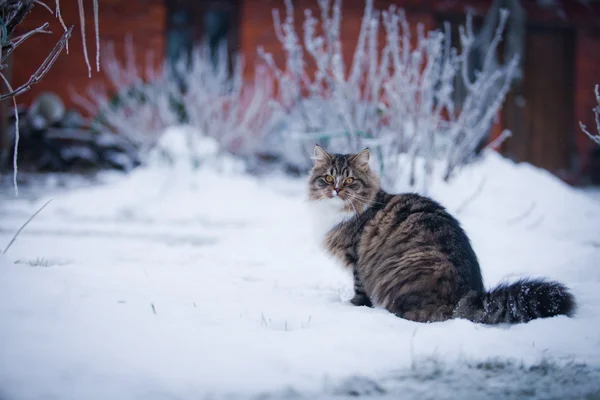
[351,148,370,169]
[313,144,332,165]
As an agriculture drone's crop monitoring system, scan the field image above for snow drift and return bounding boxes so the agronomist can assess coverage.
[0,149,599,399]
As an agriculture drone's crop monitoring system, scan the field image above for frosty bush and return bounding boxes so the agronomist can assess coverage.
[580,85,600,146]
[71,37,180,156]
[260,0,519,191]
[72,37,274,165]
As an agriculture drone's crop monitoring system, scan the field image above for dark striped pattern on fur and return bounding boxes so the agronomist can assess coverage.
[308,145,576,324]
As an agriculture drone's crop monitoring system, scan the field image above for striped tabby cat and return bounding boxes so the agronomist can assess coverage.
[308,145,575,324]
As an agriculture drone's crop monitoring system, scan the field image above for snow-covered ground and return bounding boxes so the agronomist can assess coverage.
[1,150,600,399]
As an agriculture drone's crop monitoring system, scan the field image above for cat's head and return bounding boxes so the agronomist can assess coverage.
[307,145,380,213]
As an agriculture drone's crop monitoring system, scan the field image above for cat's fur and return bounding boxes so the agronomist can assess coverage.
[308,145,576,324]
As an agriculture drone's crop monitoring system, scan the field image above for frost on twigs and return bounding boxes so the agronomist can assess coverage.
[0,0,73,195]
[71,37,180,157]
[72,37,273,166]
[0,0,99,196]
[579,85,600,146]
[260,0,519,191]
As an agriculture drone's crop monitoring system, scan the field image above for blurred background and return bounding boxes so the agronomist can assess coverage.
[1,0,600,187]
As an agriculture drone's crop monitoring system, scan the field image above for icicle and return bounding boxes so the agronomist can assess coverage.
[77,0,92,77]
[11,95,19,197]
[93,0,100,72]
[0,72,20,196]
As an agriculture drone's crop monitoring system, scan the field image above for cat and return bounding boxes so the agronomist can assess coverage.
[307,144,576,324]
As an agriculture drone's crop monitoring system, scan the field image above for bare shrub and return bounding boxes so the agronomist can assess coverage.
[72,37,274,163]
[260,0,518,191]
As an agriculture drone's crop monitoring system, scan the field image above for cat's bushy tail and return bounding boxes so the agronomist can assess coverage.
[453,278,576,324]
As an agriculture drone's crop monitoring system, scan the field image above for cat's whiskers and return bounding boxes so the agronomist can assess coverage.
[349,201,360,216]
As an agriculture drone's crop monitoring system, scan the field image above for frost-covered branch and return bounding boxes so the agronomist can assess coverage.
[1,25,73,100]
[0,0,100,196]
[259,0,388,164]
[0,0,100,99]
[178,44,274,156]
[71,37,180,154]
[580,84,600,146]
[73,37,273,162]
[260,0,518,191]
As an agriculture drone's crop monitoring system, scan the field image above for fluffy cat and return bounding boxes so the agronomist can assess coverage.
[307,145,576,324]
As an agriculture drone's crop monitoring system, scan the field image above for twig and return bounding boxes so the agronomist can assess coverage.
[580,121,600,146]
[579,85,600,145]
[0,0,97,197]
[3,199,53,254]
[4,2,35,36]
[0,26,73,100]
[455,176,486,215]
[485,129,512,150]
[0,26,71,195]
[1,22,52,63]
[55,0,69,53]
[34,0,53,14]
[0,72,20,195]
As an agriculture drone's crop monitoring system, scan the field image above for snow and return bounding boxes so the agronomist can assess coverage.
[1,150,600,399]
[147,125,220,169]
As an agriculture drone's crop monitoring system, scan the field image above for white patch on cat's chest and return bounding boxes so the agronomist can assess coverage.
[307,196,355,241]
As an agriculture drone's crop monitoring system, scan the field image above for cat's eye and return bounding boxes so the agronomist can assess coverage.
[345,177,354,185]
[325,175,334,183]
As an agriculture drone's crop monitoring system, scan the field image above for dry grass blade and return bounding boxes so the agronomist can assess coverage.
[3,199,53,254]
[455,176,487,215]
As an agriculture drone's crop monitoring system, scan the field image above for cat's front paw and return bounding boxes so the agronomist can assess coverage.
[350,294,373,308]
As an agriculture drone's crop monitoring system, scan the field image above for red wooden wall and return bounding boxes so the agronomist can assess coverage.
[9,0,165,111]
[5,0,600,181]
[240,0,600,181]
